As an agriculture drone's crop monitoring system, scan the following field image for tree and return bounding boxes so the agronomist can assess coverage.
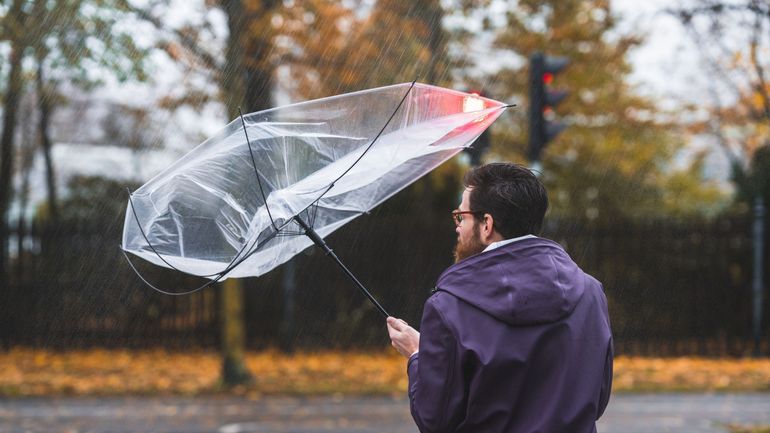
[669,0,770,206]
[0,0,28,287]
[0,0,151,284]
[138,0,288,386]
[484,0,723,220]
[36,55,57,221]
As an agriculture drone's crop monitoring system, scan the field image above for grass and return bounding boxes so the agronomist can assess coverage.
[1,349,769,396]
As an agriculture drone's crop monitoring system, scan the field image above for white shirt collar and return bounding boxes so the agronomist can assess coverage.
[482,234,537,253]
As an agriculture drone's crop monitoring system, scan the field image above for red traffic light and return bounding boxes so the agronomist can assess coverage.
[529,52,570,164]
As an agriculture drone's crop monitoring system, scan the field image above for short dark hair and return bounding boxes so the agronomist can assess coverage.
[463,163,548,238]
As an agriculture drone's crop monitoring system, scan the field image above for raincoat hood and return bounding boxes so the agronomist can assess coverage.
[436,237,585,326]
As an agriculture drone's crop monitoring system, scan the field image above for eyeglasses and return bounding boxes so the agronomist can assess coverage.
[451,209,483,226]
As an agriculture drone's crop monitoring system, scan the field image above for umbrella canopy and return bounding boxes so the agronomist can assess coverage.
[122,82,508,282]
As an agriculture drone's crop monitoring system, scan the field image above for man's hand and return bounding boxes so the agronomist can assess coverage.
[386,316,420,358]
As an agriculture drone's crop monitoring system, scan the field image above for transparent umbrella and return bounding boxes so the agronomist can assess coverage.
[121,82,511,315]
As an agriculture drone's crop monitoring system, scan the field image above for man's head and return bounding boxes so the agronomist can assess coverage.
[453,163,548,262]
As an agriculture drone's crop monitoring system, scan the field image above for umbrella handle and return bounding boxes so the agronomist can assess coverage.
[294,216,390,318]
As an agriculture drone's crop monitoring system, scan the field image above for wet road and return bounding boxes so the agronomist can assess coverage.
[1,393,769,433]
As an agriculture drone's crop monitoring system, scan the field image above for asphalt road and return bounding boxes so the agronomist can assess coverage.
[1,393,769,433]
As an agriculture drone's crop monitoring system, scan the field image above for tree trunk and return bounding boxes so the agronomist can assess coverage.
[37,60,58,221]
[215,0,279,387]
[422,0,446,85]
[242,1,278,113]
[0,42,25,287]
[221,0,278,114]
[221,0,247,114]
[15,216,24,282]
[16,91,36,285]
[220,278,253,385]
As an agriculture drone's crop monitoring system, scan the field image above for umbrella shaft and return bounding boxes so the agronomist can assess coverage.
[294,216,389,318]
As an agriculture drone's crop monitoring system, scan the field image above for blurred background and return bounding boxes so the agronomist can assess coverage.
[0,0,769,425]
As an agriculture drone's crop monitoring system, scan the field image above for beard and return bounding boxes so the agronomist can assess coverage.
[453,224,486,263]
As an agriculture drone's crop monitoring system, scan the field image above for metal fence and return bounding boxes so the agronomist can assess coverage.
[1,211,767,356]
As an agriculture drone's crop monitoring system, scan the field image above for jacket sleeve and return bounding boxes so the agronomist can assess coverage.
[407,295,465,433]
[597,337,613,419]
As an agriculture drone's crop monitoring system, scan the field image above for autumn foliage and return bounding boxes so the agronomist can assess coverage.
[1,349,769,396]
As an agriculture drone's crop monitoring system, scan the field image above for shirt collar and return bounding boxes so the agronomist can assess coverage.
[482,234,538,253]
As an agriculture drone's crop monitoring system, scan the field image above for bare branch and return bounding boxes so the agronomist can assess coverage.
[681,20,744,102]
[120,0,222,71]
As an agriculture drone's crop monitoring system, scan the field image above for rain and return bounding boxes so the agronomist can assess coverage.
[1,0,769,432]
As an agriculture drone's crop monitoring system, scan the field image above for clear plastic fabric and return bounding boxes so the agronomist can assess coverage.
[122,83,507,279]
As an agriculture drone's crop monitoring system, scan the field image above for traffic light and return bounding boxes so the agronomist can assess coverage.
[463,90,491,166]
[528,52,569,166]
[465,129,490,166]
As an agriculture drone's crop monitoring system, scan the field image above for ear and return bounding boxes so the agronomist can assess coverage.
[480,213,495,241]
[480,213,503,244]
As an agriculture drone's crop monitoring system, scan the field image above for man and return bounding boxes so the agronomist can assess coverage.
[387,163,613,433]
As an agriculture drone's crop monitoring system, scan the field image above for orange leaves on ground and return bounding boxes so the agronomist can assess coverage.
[0,348,407,397]
[613,356,770,392]
[1,349,769,396]
[243,351,407,395]
[0,349,221,396]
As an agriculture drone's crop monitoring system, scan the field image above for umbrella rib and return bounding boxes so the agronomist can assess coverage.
[122,222,283,295]
[277,231,303,237]
[120,247,223,296]
[214,228,281,277]
[124,188,262,279]
[314,80,417,203]
[235,81,416,237]
[124,184,289,295]
[307,203,319,230]
[124,188,218,277]
[238,107,279,232]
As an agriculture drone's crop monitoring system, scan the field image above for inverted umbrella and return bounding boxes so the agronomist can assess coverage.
[122,82,511,316]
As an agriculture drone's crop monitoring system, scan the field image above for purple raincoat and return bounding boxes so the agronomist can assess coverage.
[407,237,612,433]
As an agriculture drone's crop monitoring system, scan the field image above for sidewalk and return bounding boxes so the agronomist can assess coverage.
[2,394,769,433]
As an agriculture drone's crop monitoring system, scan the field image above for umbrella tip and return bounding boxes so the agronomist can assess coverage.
[503,103,517,109]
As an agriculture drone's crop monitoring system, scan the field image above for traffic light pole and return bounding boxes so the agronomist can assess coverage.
[528,53,546,167]
[753,195,765,357]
